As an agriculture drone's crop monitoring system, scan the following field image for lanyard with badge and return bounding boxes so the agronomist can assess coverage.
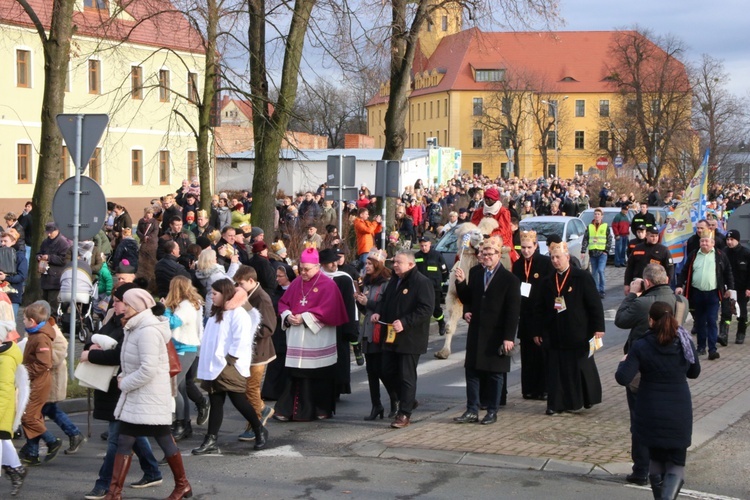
[521,257,533,297]
[554,268,570,313]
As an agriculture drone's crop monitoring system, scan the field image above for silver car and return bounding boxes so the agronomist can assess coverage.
[518,216,590,269]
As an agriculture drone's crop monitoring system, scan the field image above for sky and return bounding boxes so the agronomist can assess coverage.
[559,0,750,97]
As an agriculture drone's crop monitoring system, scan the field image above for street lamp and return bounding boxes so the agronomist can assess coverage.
[542,96,568,177]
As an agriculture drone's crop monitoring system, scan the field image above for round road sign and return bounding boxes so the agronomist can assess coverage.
[596,157,609,170]
[52,176,107,241]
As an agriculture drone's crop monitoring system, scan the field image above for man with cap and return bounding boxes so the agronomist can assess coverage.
[414,236,448,335]
[457,208,470,224]
[302,225,323,249]
[675,230,734,360]
[720,229,750,344]
[627,225,648,259]
[624,225,673,295]
[612,203,631,268]
[248,241,277,297]
[37,222,72,314]
[320,249,360,394]
[335,247,359,283]
[470,186,518,264]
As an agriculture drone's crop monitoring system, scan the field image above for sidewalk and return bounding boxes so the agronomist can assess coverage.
[351,266,750,478]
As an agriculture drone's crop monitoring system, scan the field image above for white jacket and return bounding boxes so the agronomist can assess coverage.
[198,307,259,380]
[114,310,174,425]
[172,299,203,347]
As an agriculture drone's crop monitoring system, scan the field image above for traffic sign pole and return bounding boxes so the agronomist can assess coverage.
[68,115,83,379]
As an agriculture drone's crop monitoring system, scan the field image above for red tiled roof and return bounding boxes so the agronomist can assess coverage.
[0,0,204,54]
[221,96,254,120]
[367,29,685,106]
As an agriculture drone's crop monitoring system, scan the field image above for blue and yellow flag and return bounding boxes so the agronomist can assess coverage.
[662,150,709,263]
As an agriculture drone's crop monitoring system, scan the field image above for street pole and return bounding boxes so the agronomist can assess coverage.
[69,114,83,379]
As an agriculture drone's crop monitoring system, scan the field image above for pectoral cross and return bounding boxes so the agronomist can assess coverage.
[300,297,308,306]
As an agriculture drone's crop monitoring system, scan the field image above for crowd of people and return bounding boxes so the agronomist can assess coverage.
[0,171,748,499]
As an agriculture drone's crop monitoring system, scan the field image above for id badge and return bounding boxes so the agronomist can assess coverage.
[554,296,567,313]
[385,325,397,344]
[520,282,532,297]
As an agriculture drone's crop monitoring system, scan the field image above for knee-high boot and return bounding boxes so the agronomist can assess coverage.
[660,473,684,500]
[648,474,663,499]
[718,321,729,346]
[105,453,132,500]
[165,452,192,499]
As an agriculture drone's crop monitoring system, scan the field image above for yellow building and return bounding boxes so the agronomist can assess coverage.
[366,6,683,180]
[0,0,207,215]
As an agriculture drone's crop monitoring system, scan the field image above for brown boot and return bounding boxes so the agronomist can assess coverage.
[105,453,132,500]
[165,452,192,499]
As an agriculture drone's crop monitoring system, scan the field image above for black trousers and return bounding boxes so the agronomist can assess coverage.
[381,351,420,416]
[626,387,649,477]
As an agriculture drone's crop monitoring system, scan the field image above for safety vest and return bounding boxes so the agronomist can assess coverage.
[588,223,608,251]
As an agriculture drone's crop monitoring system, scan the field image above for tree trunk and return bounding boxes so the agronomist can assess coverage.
[199,0,219,212]
[23,0,76,304]
[248,0,316,237]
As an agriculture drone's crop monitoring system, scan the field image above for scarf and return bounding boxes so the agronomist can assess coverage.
[676,325,695,364]
[25,320,47,334]
[482,201,501,217]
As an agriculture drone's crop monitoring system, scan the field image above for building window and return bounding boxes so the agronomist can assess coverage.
[441,15,448,31]
[475,69,504,82]
[84,0,107,10]
[17,144,31,184]
[444,98,448,117]
[575,164,584,176]
[472,162,482,176]
[159,151,170,185]
[443,130,447,146]
[472,129,483,148]
[651,98,661,116]
[575,99,585,117]
[598,131,609,150]
[131,65,142,100]
[417,103,420,120]
[472,97,483,116]
[546,130,557,150]
[230,161,238,169]
[574,131,585,149]
[60,146,69,182]
[16,49,30,88]
[89,148,101,183]
[187,151,198,180]
[131,150,143,185]
[626,99,637,117]
[88,59,100,94]
[410,133,414,146]
[436,99,440,117]
[426,18,433,32]
[159,69,170,102]
[187,72,199,102]
[599,100,609,117]
[626,129,636,149]
[548,164,557,177]
[430,101,433,119]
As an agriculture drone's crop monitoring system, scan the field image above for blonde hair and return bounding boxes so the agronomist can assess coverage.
[165,275,203,311]
[196,248,218,272]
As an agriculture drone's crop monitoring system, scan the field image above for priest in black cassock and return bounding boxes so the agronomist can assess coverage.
[534,240,604,415]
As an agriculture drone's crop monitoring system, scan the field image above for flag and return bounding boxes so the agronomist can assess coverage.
[662,150,709,264]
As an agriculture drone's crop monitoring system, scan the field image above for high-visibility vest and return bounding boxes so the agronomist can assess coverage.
[588,223,608,251]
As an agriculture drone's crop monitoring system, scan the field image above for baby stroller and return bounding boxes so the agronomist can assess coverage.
[58,261,100,343]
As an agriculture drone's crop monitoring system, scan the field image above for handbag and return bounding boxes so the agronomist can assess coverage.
[167,341,181,378]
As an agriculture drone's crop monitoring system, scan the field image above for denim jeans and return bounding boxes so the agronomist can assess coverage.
[690,288,720,353]
[24,430,56,457]
[465,367,505,413]
[589,252,607,293]
[94,421,162,491]
[615,236,628,267]
[42,402,81,437]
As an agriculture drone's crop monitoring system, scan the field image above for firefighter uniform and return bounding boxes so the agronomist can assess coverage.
[415,243,448,334]
[624,241,674,284]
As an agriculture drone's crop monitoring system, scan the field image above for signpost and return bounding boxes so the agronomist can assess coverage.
[596,157,609,171]
[324,155,358,237]
[614,155,624,168]
[55,114,109,378]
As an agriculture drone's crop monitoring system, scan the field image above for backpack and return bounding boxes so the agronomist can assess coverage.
[0,246,17,275]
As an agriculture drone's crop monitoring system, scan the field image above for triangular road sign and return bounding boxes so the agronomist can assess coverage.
[56,114,109,171]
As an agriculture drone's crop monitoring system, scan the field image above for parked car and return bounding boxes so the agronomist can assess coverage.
[578,206,669,255]
[518,216,590,269]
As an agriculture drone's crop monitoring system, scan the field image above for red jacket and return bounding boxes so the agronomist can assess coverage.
[406,205,422,226]
[471,205,518,263]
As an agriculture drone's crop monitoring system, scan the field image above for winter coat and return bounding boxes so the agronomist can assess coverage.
[0,341,24,438]
[136,217,159,245]
[230,210,252,229]
[171,299,203,347]
[376,266,434,355]
[615,329,701,450]
[22,322,56,438]
[216,207,231,231]
[195,262,239,317]
[111,237,139,272]
[38,233,72,290]
[47,324,69,402]
[98,262,113,295]
[114,309,173,425]
[154,255,191,299]
[4,245,28,304]
[456,264,521,373]
[320,206,338,228]
[615,284,688,353]
[242,284,277,365]
[248,255,278,297]
[357,276,389,350]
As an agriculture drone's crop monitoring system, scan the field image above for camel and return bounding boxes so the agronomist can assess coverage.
[434,217,498,359]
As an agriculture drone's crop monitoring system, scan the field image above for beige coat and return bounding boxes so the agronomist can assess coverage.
[47,323,68,403]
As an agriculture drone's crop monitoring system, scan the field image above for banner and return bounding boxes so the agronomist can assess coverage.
[662,150,709,263]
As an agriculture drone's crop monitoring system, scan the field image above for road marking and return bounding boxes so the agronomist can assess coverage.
[417,355,465,376]
[253,445,303,458]
[624,484,745,500]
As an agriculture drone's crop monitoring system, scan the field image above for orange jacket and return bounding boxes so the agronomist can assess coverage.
[353,218,382,255]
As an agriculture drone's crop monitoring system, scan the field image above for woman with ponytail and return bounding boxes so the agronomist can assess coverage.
[616,301,701,500]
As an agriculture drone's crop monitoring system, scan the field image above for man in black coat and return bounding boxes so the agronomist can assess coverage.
[624,226,673,293]
[414,236,448,335]
[720,229,749,344]
[371,250,434,429]
[154,240,190,299]
[37,222,71,313]
[248,242,279,297]
[454,236,520,425]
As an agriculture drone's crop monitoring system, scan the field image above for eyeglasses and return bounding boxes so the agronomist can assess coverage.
[299,265,318,273]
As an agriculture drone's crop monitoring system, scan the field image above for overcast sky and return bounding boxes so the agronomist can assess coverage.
[559,0,749,97]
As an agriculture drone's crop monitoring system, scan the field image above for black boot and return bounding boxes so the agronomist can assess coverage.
[736,319,746,344]
[718,322,729,346]
[438,319,446,336]
[352,342,365,366]
[660,473,684,500]
[388,400,400,419]
[3,465,27,496]
[648,474,663,500]
[364,404,384,421]
[254,427,268,450]
[191,434,219,455]
[195,396,210,426]
[172,420,187,441]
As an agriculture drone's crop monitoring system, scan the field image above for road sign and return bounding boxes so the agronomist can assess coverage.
[52,176,107,241]
[596,157,609,170]
[56,114,108,170]
[375,160,400,198]
[614,155,624,168]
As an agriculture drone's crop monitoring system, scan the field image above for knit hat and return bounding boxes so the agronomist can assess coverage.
[122,288,156,314]
[116,259,136,275]
[251,226,264,239]
[299,247,319,264]
[319,249,338,264]
[0,320,18,342]
[727,229,741,241]
[251,241,267,254]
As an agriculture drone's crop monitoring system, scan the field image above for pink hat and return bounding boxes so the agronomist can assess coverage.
[299,247,319,264]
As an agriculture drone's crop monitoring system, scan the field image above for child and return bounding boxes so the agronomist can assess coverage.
[19,301,62,466]
[1,319,28,495]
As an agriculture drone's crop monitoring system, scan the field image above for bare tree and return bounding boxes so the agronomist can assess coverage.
[292,78,358,147]
[604,28,693,185]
